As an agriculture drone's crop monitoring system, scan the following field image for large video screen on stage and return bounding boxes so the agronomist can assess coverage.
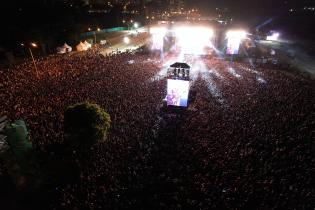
[226,37,241,55]
[167,79,189,107]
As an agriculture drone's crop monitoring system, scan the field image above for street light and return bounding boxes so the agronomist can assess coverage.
[94,28,101,44]
[29,42,39,78]
[134,22,139,29]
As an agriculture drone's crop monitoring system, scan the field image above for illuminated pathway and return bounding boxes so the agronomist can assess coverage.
[100,27,150,55]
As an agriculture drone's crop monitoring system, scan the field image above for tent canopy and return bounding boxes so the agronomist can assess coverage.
[170,62,190,69]
[57,43,72,54]
[63,43,71,49]
[76,41,91,51]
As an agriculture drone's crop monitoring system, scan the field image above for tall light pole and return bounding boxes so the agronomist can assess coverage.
[29,43,39,78]
[95,28,101,44]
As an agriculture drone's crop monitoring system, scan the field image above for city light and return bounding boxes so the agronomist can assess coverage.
[134,22,139,28]
[97,28,101,32]
[31,42,37,48]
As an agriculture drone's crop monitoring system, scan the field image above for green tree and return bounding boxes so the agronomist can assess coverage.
[64,102,111,151]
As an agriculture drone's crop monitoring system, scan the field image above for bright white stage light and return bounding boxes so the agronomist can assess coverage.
[150,27,167,35]
[226,30,247,55]
[175,26,214,55]
[124,37,130,44]
[150,27,167,50]
[267,32,280,41]
[226,30,247,39]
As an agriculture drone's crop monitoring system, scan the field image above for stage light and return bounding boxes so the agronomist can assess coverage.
[150,27,167,50]
[150,27,167,35]
[174,26,214,55]
[124,37,130,44]
[267,32,280,41]
[226,30,247,39]
[226,30,247,55]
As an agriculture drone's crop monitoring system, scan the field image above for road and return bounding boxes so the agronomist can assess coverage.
[99,27,150,55]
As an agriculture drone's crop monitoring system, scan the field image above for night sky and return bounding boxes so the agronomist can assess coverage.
[187,0,313,13]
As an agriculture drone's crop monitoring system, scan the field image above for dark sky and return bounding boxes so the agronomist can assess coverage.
[186,0,313,13]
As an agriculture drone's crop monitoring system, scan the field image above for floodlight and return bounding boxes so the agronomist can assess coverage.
[266,32,280,41]
[150,27,166,50]
[124,37,130,44]
[226,30,247,39]
[174,26,214,55]
[150,27,167,35]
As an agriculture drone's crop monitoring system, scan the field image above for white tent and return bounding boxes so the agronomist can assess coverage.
[57,43,72,54]
[63,43,72,52]
[76,42,87,51]
[100,40,107,45]
[83,40,92,49]
[57,46,66,54]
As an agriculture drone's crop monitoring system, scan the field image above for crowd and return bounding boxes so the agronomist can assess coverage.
[0,48,314,209]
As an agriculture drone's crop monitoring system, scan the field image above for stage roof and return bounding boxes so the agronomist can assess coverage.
[170,62,190,69]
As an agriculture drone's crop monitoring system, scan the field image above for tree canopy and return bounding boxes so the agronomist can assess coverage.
[64,102,111,150]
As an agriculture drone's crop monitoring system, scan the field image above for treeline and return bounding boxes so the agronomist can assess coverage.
[0,1,125,56]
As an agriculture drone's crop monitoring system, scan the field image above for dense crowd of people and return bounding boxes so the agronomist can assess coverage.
[0,48,314,209]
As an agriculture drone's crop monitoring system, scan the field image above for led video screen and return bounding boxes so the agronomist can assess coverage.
[151,33,164,50]
[226,37,241,55]
[167,79,189,107]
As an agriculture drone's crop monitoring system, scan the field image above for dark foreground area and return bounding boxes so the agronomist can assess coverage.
[0,50,314,209]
